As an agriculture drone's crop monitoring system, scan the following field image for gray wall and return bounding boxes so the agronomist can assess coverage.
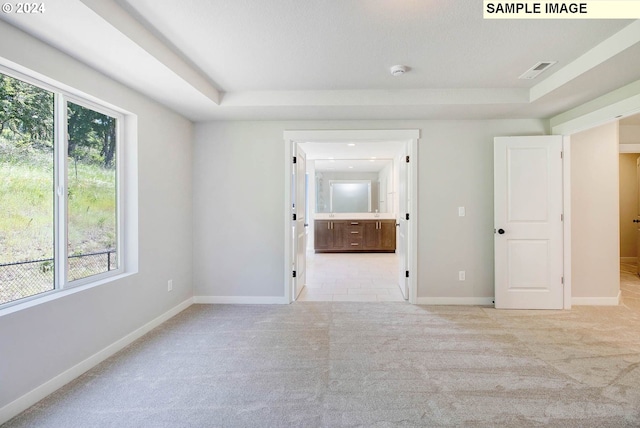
[0,22,193,409]
[192,119,548,299]
[571,121,620,299]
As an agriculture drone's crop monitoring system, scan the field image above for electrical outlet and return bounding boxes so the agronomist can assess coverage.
[458,206,465,217]
[168,280,173,292]
[458,271,465,281]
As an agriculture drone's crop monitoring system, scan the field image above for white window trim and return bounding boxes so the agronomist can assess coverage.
[0,61,136,313]
[61,95,125,289]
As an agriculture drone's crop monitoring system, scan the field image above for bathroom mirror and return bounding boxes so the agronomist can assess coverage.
[315,159,392,213]
[330,181,370,213]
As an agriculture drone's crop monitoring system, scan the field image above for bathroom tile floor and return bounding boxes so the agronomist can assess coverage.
[297,251,405,302]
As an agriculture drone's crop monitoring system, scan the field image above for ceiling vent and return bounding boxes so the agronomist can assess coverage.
[518,61,557,80]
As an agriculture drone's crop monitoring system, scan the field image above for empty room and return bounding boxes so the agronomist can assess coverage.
[1,1,640,426]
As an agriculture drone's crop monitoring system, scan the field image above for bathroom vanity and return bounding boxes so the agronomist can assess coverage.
[314,217,396,253]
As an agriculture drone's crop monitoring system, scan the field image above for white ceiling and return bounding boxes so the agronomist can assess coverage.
[314,159,391,173]
[300,140,403,173]
[1,0,639,121]
[299,141,405,160]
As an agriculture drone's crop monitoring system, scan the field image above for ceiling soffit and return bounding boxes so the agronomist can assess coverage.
[2,0,638,121]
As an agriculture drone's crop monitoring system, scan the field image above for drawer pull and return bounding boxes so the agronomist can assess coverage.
[350,243,359,246]
[351,222,359,225]
[350,231,359,234]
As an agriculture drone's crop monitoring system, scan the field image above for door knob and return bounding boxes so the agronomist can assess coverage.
[498,229,505,234]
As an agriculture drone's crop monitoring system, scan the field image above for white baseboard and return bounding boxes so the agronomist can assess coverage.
[572,291,621,306]
[621,257,637,263]
[0,297,194,425]
[194,295,289,304]
[415,297,494,306]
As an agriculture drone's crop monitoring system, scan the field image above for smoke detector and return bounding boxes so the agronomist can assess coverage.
[390,65,409,76]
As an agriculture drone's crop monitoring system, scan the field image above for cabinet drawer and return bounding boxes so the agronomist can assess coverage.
[347,237,363,248]
[346,225,363,235]
[347,232,363,242]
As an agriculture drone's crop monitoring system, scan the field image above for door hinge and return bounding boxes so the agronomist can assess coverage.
[406,155,410,163]
[406,213,410,220]
[292,213,297,221]
[561,214,564,221]
[293,270,296,278]
[293,156,297,164]
[405,270,409,278]
[561,276,564,285]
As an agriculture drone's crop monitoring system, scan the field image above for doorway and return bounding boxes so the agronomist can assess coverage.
[618,113,640,309]
[550,87,640,308]
[283,130,419,304]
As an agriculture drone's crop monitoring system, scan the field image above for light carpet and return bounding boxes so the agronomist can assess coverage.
[4,302,640,427]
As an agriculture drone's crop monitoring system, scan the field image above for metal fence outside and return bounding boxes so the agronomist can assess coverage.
[0,250,116,305]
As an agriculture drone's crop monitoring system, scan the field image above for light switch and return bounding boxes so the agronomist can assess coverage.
[458,206,465,217]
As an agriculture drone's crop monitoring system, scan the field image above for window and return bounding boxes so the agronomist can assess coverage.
[0,67,123,308]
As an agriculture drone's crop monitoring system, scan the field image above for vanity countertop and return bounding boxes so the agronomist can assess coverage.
[314,213,397,220]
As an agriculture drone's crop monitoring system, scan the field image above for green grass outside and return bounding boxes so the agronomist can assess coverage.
[0,136,116,265]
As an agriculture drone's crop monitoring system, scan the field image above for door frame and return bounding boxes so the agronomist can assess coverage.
[283,129,420,304]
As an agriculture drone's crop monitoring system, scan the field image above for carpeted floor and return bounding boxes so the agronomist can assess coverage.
[4,302,640,427]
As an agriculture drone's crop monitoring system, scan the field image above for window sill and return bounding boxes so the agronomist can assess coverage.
[0,271,137,317]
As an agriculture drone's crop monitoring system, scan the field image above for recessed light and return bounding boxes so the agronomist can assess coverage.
[347,143,356,147]
[348,166,354,169]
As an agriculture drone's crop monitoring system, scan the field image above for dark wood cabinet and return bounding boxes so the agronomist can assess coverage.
[315,219,395,253]
[380,221,396,251]
[314,220,348,250]
[332,221,347,249]
[363,221,380,249]
[363,220,396,251]
[314,220,332,250]
[346,220,364,250]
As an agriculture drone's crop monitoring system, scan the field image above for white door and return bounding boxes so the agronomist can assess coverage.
[293,145,307,300]
[494,136,564,309]
[397,147,409,300]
